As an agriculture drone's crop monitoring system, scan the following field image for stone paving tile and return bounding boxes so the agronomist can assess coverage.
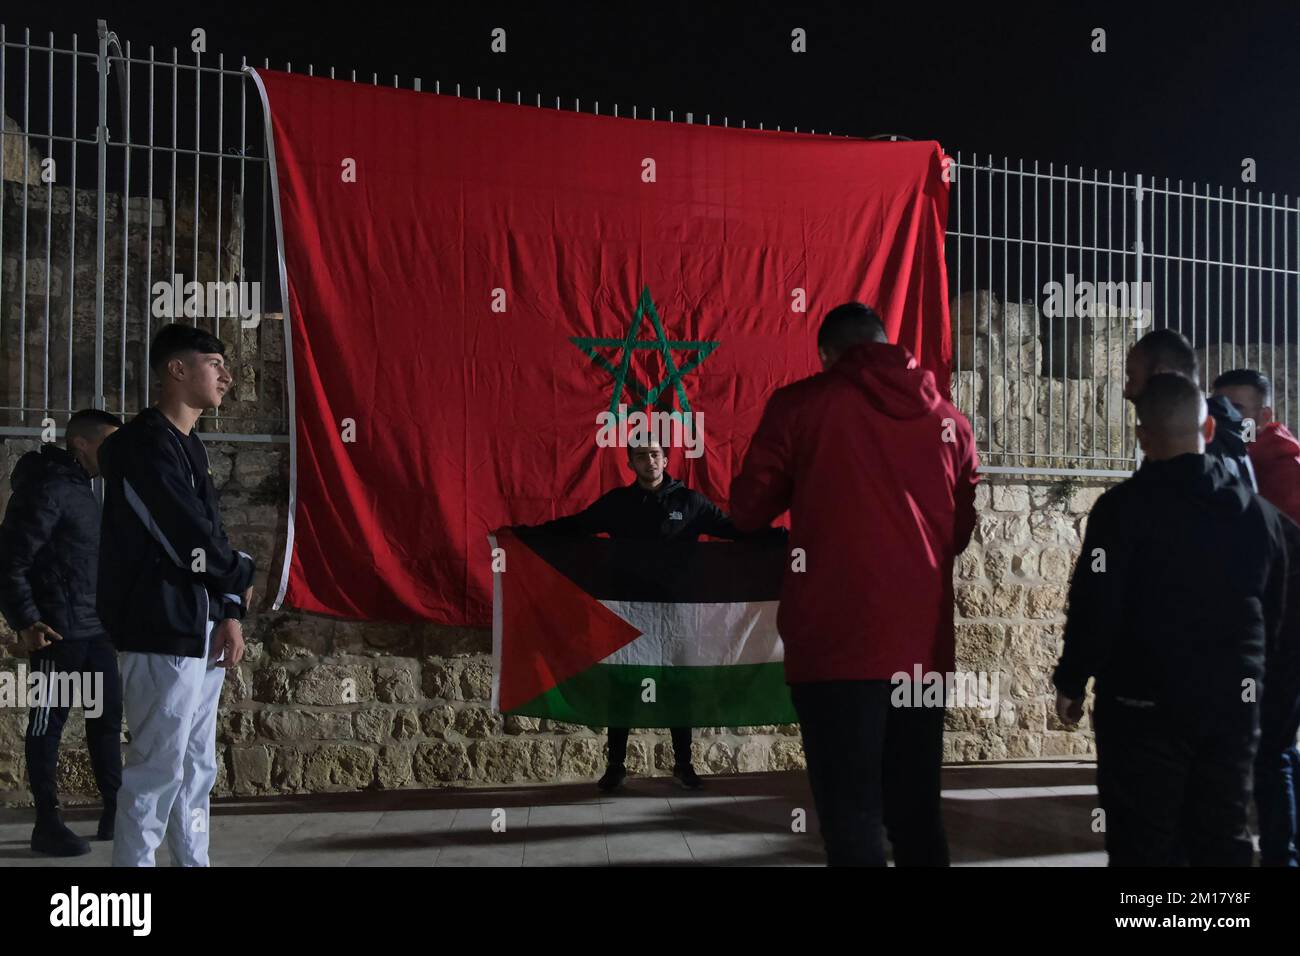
[257,811,386,867]
[345,809,457,867]
[435,807,526,866]
[522,804,608,866]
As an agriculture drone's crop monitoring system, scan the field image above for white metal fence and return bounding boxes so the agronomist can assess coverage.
[950,154,1299,475]
[2,21,1297,475]
[0,21,284,440]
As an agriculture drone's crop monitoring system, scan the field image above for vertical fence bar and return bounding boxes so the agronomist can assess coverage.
[1258,193,1264,377]
[43,32,54,415]
[972,155,980,449]
[1133,173,1143,442]
[0,25,6,356]
[18,28,31,418]
[170,48,177,298]
[1217,186,1224,380]
[259,115,269,412]
[192,45,201,315]
[239,57,254,410]
[144,46,155,402]
[213,53,224,424]
[215,53,225,348]
[1002,157,1008,464]
[954,153,961,423]
[67,34,78,412]
[1046,162,1053,459]
[1205,185,1211,377]
[1192,183,1199,357]
[1232,187,1238,378]
[1177,182,1184,336]
[1121,173,1129,457]
[1030,160,1039,460]
[1282,198,1288,429]
[1094,170,1101,460]
[1170,178,1180,338]
[1017,158,1025,461]
[119,40,131,414]
[985,155,992,459]
[1074,166,1082,460]
[93,25,108,410]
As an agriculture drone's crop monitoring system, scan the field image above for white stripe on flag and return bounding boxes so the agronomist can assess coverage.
[596,600,783,667]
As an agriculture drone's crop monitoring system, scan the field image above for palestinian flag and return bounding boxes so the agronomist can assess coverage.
[491,528,795,726]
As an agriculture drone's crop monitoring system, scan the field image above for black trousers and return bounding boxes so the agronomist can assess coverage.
[790,679,949,867]
[607,727,692,769]
[25,638,122,816]
[1094,696,1257,867]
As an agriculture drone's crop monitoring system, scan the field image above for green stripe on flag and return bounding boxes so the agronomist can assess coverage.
[505,662,796,727]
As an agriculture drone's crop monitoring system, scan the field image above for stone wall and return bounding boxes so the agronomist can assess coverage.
[0,431,1105,804]
[952,289,1300,469]
[1,112,284,433]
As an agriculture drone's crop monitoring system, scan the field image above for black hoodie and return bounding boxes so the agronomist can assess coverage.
[0,445,107,640]
[1206,394,1258,492]
[97,408,255,657]
[1055,453,1291,726]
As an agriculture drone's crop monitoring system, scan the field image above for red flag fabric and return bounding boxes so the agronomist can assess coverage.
[252,69,951,626]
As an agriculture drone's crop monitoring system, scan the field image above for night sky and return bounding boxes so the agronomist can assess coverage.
[15,1,1300,195]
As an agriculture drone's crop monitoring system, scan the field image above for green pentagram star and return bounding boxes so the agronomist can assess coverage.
[569,286,720,419]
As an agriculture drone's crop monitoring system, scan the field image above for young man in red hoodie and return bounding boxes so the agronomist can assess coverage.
[1212,368,1300,866]
[730,302,980,866]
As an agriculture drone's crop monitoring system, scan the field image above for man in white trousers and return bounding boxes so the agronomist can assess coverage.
[97,323,256,867]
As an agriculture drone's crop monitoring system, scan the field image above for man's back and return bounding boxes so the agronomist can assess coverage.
[731,342,979,682]
[1059,454,1288,722]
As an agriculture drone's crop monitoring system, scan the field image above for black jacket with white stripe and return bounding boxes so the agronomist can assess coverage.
[97,407,255,657]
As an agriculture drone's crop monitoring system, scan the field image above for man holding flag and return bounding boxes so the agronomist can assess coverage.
[523,440,744,792]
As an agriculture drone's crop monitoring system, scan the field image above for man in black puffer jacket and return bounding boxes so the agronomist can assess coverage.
[0,409,122,856]
[1054,374,1293,865]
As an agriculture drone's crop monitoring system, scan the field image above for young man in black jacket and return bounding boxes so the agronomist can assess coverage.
[98,324,256,867]
[1054,373,1293,866]
[526,441,742,792]
[0,409,122,856]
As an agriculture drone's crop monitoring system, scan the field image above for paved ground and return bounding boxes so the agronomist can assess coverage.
[0,760,1108,866]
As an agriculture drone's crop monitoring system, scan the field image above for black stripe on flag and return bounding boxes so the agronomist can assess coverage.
[508,531,786,603]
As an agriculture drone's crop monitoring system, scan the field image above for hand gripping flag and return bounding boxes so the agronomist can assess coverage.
[490,528,796,726]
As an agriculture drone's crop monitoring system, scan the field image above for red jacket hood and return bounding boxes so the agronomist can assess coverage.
[830,342,941,420]
[1252,421,1300,463]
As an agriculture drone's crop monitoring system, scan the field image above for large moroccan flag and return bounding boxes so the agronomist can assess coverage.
[491,529,795,725]
[252,69,951,626]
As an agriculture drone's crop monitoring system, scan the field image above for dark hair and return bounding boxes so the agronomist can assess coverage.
[1211,368,1271,404]
[1134,372,1205,437]
[1133,328,1197,380]
[149,323,226,376]
[65,408,121,445]
[817,302,887,355]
